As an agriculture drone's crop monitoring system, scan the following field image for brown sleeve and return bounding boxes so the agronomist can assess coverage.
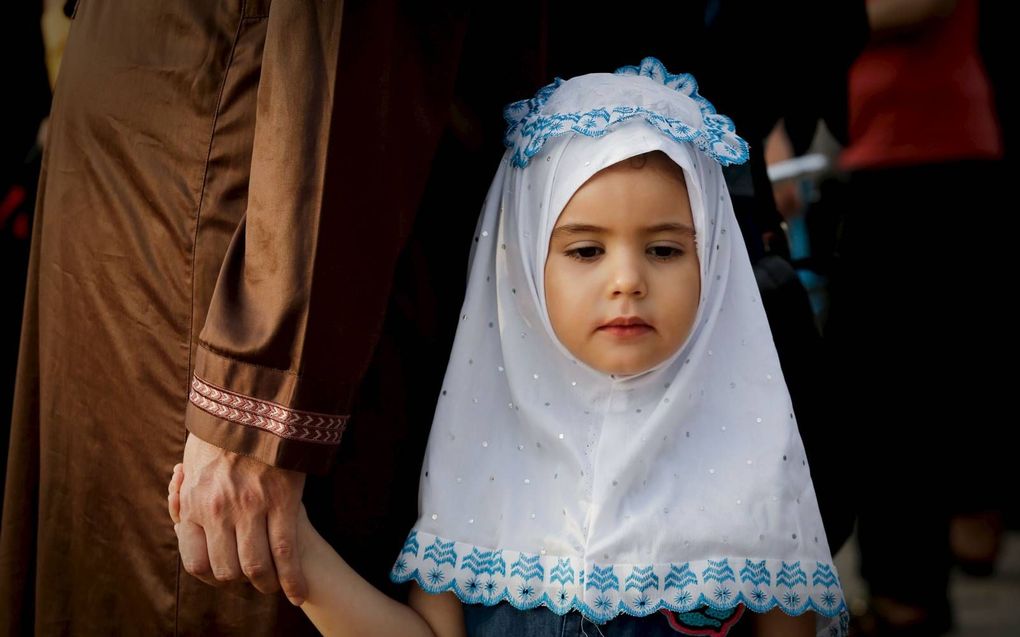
[186,0,467,474]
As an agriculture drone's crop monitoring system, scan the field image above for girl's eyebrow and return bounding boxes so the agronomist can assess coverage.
[551,222,696,238]
[551,223,606,238]
[646,222,696,237]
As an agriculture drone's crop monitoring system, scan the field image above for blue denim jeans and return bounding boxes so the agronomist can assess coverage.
[463,602,749,636]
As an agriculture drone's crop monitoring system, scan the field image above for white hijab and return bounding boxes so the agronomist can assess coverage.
[390,58,848,636]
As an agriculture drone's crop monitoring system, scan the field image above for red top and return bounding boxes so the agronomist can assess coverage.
[841,0,1003,171]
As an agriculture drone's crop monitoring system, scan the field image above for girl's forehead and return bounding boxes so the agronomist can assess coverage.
[552,159,694,230]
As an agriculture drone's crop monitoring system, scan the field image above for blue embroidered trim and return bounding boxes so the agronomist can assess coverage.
[625,565,660,592]
[777,561,808,588]
[550,558,575,586]
[423,537,458,567]
[702,559,736,584]
[739,559,771,587]
[502,57,750,168]
[389,530,849,633]
[666,563,698,590]
[510,554,544,582]
[400,530,419,556]
[463,548,507,577]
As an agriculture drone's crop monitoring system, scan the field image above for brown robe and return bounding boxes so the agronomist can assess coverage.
[0,0,469,633]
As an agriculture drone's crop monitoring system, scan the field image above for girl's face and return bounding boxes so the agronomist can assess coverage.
[544,151,700,376]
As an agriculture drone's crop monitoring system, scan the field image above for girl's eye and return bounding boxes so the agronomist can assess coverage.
[648,245,683,259]
[566,246,603,261]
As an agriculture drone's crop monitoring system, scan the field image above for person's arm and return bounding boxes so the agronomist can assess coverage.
[866,0,956,40]
[177,0,468,603]
[764,119,802,221]
[169,465,466,637]
[297,508,466,637]
[176,0,346,604]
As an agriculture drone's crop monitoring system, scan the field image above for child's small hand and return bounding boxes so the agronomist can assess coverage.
[168,463,184,525]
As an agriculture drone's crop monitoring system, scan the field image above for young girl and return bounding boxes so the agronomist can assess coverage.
[170,58,848,636]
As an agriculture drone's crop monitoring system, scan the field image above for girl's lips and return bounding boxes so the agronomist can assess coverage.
[598,324,654,338]
[601,315,651,327]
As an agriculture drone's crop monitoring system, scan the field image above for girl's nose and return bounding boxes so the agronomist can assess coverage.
[609,256,647,298]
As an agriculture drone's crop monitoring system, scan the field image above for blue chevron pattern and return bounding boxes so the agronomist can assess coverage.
[739,559,771,586]
[585,565,620,592]
[702,559,735,583]
[777,561,808,588]
[509,553,544,582]
[550,558,575,586]
[813,562,838,587]
[400,531,420,557]
[423,537,457,568]
[461,548,507,576]
[625,565,660,592]
[665,563,698,590]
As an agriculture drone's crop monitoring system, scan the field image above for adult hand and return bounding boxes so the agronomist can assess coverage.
[176,434,308,605]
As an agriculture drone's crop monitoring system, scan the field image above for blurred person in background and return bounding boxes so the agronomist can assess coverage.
[827,0,1007,634]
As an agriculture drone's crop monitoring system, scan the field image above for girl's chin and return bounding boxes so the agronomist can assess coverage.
[588,355,664,378]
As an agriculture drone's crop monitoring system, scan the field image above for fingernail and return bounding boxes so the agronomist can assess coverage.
[288,596,304,606]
